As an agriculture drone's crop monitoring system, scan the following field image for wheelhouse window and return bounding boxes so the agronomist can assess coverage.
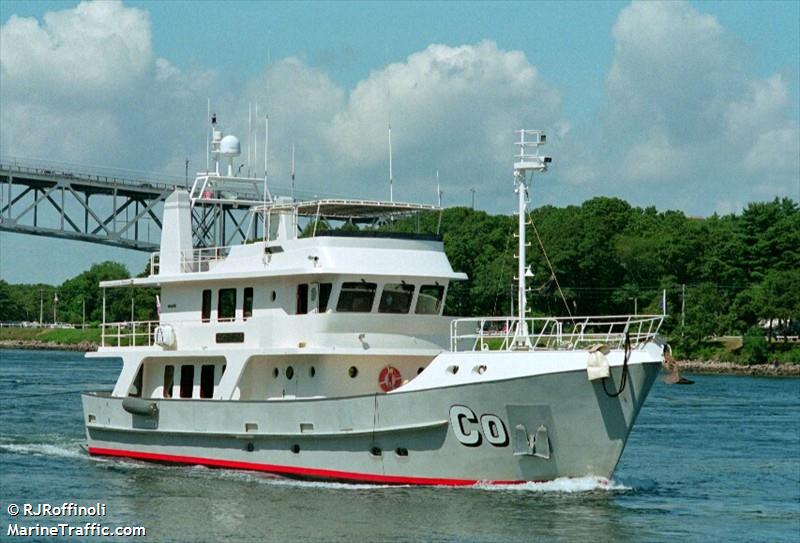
[243,287,254,320]
[200,365,215,399]
[218,288,236,321]
[163,365,174,398]
[296,284,309,314]
[379,283,415,313]
[319,283,332,312]
[415,284,445,315]
[129,365,143,397]
[337,282,377,312]
[201,289,212,322]
[180,365,194,398]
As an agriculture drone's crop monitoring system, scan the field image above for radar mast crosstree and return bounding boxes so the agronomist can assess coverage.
[512,129,552,349]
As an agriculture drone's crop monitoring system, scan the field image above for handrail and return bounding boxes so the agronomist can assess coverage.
[180,245,234,273]
[450,315,664,352]
[101,320,159,348]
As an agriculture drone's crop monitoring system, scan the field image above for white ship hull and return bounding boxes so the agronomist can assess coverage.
[83,348,661,485]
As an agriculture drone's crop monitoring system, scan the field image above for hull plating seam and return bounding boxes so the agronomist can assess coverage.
[86,446,525,486]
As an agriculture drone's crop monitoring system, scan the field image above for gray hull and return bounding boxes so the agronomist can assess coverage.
[82,361,660,485]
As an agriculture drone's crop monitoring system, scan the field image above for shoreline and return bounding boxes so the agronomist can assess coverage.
[0,340,98,352]
[1,340,797,376]
[676,360,800,377]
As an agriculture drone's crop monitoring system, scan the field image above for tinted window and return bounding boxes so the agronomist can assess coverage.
[296,284,308,314]
[336,282,377,312]
[243,287,254,319]
[201,289,212,322]
[180,365,194,398]
[200,365,215,399]
[379,283,415,313]
[319,283,332,312]
[163,365,174,398]
[415,285,445,314]
[129,365,143,397]
[218,288,236,321]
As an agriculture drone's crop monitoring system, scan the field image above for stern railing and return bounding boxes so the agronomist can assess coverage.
[450,315,664,352]
[101,320,159,348]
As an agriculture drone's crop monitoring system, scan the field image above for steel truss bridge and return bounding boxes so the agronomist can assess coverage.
[0,159,259,251]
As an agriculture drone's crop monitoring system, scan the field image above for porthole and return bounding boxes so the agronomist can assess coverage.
[291,444,300,454]
[447,365,459,375]
[309,366,316,378]
[395,447,409,457]
[246,442,255,452]
[271,290,277,301]
[348,366,358,378]
[417,367,425,375]
[369,446,382,457]
[473,365,487,375]
[286,366,295,380]
[272,367,279,378]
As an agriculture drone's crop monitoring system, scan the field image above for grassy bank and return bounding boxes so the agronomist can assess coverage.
[0,327,101,350]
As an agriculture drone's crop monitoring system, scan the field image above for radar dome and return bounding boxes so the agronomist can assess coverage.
[219,135,241,157]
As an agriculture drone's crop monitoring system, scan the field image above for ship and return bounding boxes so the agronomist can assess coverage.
[82,122,665,485]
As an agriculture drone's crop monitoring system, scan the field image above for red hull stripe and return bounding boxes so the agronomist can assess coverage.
[87,446,523,486]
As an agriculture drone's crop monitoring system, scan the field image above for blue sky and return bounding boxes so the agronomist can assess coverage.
[1,0,798,284]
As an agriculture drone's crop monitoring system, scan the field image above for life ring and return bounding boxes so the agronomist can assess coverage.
[379,365,402,392]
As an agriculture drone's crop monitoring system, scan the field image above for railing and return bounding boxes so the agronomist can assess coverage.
[1,155,184,188]
[101,320,159,348]
[450,315,664,352]
[149,252,160,275]
[180,246,233,273]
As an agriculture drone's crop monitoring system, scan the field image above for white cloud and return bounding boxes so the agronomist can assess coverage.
[0,0,151,98]
[230,41,561,206]
[573,0,800,211]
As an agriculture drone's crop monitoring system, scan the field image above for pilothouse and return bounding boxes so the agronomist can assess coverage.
[82,119,665,485]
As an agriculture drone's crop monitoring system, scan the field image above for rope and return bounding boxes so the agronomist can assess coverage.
[527,210,574,322]
[602,332,631,398]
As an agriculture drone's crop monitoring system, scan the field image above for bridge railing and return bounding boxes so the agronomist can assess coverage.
[450,315,664,352]
[1,156,183,190]
[101,321,159,348]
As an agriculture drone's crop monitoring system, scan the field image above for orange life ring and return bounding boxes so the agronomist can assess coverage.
[379,365,402,392]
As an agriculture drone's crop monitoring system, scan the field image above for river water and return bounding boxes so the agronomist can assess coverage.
[1,349,798,542]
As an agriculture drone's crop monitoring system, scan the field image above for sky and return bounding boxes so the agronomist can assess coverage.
[1,0,798,285]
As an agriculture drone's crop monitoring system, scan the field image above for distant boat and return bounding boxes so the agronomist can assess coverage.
[82,122,665,485]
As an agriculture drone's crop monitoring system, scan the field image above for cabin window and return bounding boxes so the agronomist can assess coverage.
[201,289,212,322]
[415,284,445,315]
[180,365,194,398]
[379,283,415,313]
[296,284,309,314]
[129,365,143,397]
[243,287,254,320]
[319,283,332,312]
[200,364,215,399]
[337,282,377,312]
[218,288,236,321]
[163,365,174,398]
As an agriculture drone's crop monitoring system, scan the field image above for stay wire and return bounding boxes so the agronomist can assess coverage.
[527,209,574,323]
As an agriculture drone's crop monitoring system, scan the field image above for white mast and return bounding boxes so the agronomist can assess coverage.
[264,115,270,199]
[512,129,551,349]
[206,98,211,173]
[388,123,394,202]
[436,169,442,207]
[248,103,252,176]
[291,143,296,201]
[254,102,259,177]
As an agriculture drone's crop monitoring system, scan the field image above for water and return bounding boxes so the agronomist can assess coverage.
[1,349,798,542]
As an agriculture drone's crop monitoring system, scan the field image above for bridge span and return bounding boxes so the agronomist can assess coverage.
[1,159,257,251]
